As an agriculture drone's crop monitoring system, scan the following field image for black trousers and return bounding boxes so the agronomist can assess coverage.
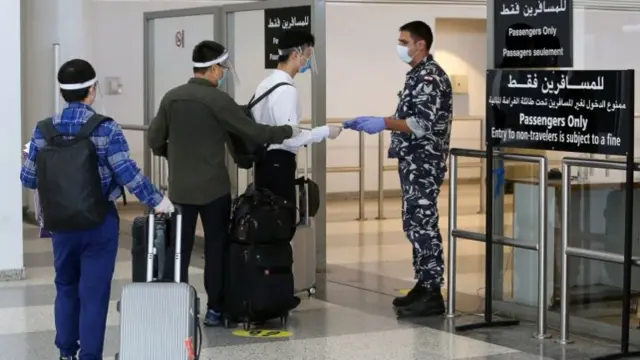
[255,150,297,237]
[175,194,231,312]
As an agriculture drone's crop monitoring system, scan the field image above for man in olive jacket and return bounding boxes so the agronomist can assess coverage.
[148,40,298,327]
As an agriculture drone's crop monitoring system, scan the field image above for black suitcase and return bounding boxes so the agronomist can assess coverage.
[222,242,298,330]
[131,215,175,282]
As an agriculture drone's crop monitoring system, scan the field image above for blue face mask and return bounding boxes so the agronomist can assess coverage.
[299,58,311,74]
[218,68,228,86]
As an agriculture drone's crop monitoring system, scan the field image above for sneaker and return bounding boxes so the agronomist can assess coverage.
[203,309,222,327]
[394,289,446,318]
[59,357,77,360]
[392,282,425,307]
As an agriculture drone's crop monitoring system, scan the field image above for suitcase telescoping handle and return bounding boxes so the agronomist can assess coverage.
[295,145,311,226]
[146,206,183,283]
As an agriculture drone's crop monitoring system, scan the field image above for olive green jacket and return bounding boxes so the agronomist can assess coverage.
[148,77,292,205]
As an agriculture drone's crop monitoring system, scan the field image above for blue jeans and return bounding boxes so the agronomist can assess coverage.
[52,205,119,360]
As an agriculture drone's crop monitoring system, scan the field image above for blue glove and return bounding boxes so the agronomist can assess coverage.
[342,118,363,129]
[354,116,386,134]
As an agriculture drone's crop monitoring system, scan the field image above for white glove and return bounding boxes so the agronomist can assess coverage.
[154,196,175,214]
[327,125,342,140]
[289,125,302,138]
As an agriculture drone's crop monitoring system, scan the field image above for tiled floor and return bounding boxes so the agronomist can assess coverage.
[1,185,628,359]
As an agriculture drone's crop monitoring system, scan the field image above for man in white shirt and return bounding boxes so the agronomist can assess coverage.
[251,30,341,230]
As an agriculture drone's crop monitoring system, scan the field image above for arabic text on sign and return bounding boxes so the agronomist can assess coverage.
[499,0,568,16]
[506,74,605,93]
[488,95,626,113]
[267,16,310,30]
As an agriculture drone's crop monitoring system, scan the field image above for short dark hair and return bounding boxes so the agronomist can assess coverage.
[399,21,433,51]
[277,30,315,63]
[192,40,226,74]
[57,59,96,103]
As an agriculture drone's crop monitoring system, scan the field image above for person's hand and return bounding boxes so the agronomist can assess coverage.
[327,125,342,139]
[352,116,386,134]
[342,118,364,130]
[289,125,302,138]
[154,196,175,214]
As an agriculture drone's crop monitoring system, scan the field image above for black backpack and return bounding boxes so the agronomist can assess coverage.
[35,114,110,232]
[228,82,293,169]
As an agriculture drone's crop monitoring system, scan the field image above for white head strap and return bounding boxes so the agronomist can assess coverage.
[193,52,229,68]
[277,46,304,56]
[59,78,97,90]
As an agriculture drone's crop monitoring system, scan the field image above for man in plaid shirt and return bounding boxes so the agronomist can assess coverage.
[20,59,174,360]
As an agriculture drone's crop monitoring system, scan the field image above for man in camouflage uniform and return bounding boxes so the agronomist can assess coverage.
[343,20,452,317]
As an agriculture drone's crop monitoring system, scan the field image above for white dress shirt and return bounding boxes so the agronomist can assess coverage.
[251,70,330,154]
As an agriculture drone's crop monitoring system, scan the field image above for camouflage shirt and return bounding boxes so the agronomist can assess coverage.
[388,55,453,163]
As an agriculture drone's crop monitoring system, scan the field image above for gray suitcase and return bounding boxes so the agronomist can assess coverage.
[116,210,202,360]
[293,145,317,296]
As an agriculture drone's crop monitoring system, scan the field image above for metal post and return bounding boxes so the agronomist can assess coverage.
[534,157,550,339]
[358,132,365,220]
[53,43,61,113]
[479,116,486,213]
[446,154,458,318]
[559,162,573,344]
[376,132,385,219]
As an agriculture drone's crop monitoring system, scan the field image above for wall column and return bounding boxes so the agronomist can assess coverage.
[0,0,25,280]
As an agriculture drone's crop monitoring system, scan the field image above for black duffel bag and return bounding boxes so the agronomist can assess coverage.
[230,184,297,244]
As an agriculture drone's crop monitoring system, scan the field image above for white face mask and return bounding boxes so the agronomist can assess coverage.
[396,44,413,64]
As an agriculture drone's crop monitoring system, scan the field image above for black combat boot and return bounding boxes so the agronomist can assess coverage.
[394,285,445,318]
[392,282,425,307]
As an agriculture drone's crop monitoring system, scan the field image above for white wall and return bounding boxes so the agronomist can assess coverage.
[433,18,486,182]
[1,0,24,275]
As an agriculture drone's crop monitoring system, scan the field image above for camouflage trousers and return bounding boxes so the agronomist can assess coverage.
[398,159,446,288]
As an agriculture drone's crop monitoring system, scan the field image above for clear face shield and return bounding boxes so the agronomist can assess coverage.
[278,45,317,74]
[193,50,240,85]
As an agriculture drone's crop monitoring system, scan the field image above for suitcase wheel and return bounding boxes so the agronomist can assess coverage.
[280,315,288,326]
[308,286,316,296]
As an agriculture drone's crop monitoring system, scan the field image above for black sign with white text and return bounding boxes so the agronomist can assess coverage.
[487,70,634,155]
[264,6,311,69]
[494,0,572,68]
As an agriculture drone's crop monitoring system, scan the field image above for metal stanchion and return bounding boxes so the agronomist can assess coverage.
[534,157,550,339]
[479,117,486,214]
[448,149,549,336]
[559,161,572,344]
[558,157,640,359]
[446,154,458,318]
[358,132,366,220]
[376,132,385,219]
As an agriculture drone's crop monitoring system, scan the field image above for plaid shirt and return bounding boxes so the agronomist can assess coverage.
[20,102,163,208]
